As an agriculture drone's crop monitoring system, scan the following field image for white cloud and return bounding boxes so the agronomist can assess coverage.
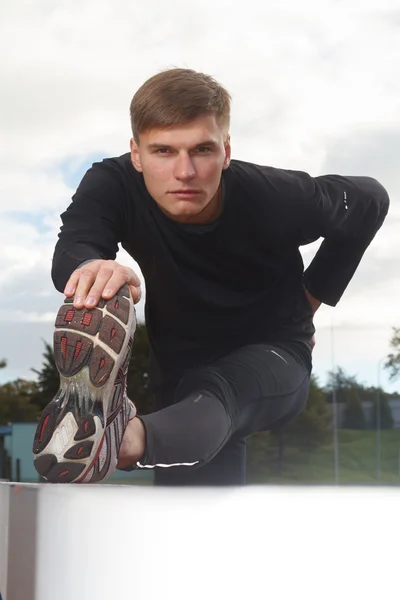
[0,0,399,391]
[0,311,57,323]
[0,170,72,213]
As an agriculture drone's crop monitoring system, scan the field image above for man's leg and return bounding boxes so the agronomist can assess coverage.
[149,380,246,486]
[118,343,311,483]
[153,437,247,486]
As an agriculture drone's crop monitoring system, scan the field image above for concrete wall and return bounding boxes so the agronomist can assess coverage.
[0,484,9,600]
[1,482,400,600]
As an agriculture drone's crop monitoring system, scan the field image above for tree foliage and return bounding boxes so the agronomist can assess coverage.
[267,375,332,473]
[385,327,400,381]
[31,340,60,410]
[370,395,395,430]
[342,388,366,430]
[278,375,332,449]
[324,367,394,430]
[326,367,360,400]
[0,378,39,425]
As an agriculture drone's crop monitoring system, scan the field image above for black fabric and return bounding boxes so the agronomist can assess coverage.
[138,342,311,485]
[149,365,247,485]
[153,437,247,486]
[51,154,389,386]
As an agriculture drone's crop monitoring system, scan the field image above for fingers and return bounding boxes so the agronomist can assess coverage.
[129,284,142,304]
[127,271,142,304]
[101,267,140,300]
[63,260,142,309]
[125,269,141,290]
[83,265,117,308]
[64,270,82,297]
[73,265,104,309]
[64,260,102,303]
[100,268,141,307]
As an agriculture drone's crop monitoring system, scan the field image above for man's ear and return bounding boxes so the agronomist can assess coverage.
[223,135,231,170]
[130,138,143,172]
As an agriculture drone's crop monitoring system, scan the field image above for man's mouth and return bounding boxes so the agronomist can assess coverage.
[169,189,202,198]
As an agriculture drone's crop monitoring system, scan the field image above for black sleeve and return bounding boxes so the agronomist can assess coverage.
[51,161,127,293]
[300,173,389,306]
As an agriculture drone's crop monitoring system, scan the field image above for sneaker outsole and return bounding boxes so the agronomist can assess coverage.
[33,284,136,484]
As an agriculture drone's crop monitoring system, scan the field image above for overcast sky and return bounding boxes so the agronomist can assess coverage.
[1,0,399,394]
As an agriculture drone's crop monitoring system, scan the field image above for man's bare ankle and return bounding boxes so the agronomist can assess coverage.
[130,417,146,459]
[117,416,145,469]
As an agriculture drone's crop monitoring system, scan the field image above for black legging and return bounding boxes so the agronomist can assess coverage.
[138,342,311,486]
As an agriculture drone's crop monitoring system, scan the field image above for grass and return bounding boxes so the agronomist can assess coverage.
[246,429,400,485]
[101,429,400,487]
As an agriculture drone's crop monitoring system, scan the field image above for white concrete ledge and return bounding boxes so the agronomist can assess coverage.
[1,482,399,600]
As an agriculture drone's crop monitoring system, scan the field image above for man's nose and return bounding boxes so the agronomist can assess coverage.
[174,153,196,180]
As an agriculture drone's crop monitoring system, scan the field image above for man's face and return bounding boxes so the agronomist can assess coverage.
[130,114,231,223]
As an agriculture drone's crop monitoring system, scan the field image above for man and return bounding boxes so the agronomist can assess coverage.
[32,68,389,486]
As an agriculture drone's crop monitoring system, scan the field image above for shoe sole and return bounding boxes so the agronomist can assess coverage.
[32,284,135,483]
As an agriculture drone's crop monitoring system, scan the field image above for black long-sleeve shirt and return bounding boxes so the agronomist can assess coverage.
[52,154,389,385]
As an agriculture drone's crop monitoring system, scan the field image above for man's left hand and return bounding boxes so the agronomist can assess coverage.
[304,288,321,315]
[304,288,321,351]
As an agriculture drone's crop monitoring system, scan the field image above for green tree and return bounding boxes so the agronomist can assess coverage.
[342,390,366,429]
[31,340,60,410]
[268,375,332,474]
[325,367,366,429]
[0,359,39,423]
[325,367,395,429]
[386,327,400,381]
[283,375,332,449]
[0,378,39,424]
[325,367,360,402]
[370,394,394,430]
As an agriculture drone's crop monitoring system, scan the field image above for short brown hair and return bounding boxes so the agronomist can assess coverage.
[130,68,231,142]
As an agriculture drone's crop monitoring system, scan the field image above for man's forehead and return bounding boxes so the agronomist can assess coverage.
[141,117,223,147]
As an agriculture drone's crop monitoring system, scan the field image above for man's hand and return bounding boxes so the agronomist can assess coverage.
[64,260,142,309]
[304,288,321,315]
[304,288,321,352]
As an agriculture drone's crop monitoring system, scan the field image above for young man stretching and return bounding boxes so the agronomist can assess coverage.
[33,68,389,486]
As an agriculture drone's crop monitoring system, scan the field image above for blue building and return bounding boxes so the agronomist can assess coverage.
[0,426,12,480]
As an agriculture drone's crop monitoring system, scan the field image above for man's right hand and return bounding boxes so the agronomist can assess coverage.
[64,260,142,309]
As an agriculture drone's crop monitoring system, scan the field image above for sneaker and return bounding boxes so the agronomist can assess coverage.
[33,284,137,483]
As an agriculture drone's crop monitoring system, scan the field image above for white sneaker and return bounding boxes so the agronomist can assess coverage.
[33,284,137,483]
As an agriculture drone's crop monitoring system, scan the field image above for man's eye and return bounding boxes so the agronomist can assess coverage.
[156,148,170,154]
[196,147,211,153]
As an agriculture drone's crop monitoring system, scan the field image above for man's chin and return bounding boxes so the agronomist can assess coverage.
[170,202,206,216]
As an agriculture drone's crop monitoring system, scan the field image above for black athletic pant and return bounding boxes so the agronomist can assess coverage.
[138,342,311,486]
